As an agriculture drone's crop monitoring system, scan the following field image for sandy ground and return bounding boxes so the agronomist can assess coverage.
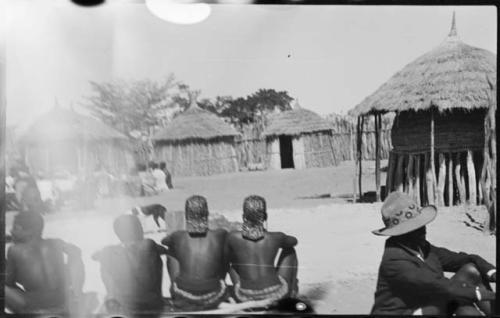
[5,160,496,314]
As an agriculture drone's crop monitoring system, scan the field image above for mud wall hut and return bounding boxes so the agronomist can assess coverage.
[152,102,240,177]
[263,102,338,169]
[19,107,134,176]
[349,14,496,206]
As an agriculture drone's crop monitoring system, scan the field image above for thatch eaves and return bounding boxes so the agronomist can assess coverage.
[263,104,333,137]
[152,104,239,142]
[349,15,496,117]
[20,107,128,144]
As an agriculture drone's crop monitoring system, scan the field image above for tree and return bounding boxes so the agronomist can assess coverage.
[85,75,185,162]
[211,89,293,126]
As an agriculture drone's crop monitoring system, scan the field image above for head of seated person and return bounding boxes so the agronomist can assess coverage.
[242,195,267,241]
[185,195,209,235]
[11,211,44,243]
[113,215,144,244]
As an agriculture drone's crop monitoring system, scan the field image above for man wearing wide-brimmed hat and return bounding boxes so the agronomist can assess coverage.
[161,195,229,311]
[371,192,496,316]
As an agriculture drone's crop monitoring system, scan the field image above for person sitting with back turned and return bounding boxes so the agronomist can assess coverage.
[92,214,168,314]
[161,195,229,311]
[226,195,299,304]
[371,192,496,316]
[5,211,85,314]
[159,161,173,189]
[151,162,168,193]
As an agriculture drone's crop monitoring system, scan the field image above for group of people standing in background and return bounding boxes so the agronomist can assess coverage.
[136,161,173,197]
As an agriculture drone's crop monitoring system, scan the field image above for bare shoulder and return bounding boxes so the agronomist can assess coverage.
[213,228,228,236]
[227,230,241,239]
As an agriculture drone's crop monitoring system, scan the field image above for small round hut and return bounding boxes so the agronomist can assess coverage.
[349,14,496,207]
[263,101,338,169]
[152,100,240,177]
[19,107,133,176]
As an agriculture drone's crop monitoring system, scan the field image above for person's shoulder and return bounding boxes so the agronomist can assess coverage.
[267,231,287,238]
[212,228,229,235]
[227,230,241,237]
[382,243,411,262]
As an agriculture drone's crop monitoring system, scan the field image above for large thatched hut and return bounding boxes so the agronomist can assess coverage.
[349,14,496,208]
[152,101,240,177]
[263,102,338,169]
[19,107,134,176]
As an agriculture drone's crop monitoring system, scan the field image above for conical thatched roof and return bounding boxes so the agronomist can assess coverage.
[20,107,128,144]
[350,14,496,116]
[263,102,333,137]
[152,101,239,141]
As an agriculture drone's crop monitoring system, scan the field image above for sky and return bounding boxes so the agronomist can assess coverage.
[3,1,497,127]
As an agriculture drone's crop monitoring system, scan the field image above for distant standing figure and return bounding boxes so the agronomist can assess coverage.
[159,162,173,189]
[93,165,113,198]
[5,212,85,314]
[151,162,168,192]
[11,167,46,214]
[138,164,157,196]
[161,195,229,311]
[226,195,299,303]
[92,214,168,314]
[371,192,496,316]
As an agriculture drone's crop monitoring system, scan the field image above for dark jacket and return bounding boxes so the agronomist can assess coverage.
[371,237,495,315]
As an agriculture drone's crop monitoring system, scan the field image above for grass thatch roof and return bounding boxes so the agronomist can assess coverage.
[350,15,496,116]
[20,107,128,144]
[263,103,333,137]
[152,104,239,142]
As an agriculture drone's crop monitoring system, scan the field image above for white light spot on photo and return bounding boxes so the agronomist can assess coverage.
[145,0,211,25]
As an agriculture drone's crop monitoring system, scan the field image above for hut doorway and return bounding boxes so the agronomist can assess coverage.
[279,135,294,169]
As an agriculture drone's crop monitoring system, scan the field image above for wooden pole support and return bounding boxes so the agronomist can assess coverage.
[375,113,381,202]
[455,152,466,205]
[466,150,477,205]
[394,153,405,193]
[437,153,446,206]
[414,154,421,205]
[447,152,453,206]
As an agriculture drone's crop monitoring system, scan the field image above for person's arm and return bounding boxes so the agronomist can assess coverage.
[280,233,298,249]
[221,230,230,277]
[382,258,491,303]
[5,247,17,287]
[151,239,171,256]
[58,240,85,295]
[161,234,176,257]
[433,245,496,281]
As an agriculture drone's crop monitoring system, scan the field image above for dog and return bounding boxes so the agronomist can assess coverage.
[127,204,167,234]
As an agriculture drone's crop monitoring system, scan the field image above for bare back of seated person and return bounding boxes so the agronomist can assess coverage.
[6,212,83,313]
[92,215,167,312]
[7,240,68,307]
[162,229,228,288]
[161,195,229,311]
[225,195,298,304]
[227,231,297,289]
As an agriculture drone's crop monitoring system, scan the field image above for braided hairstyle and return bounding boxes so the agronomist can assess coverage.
[185,195,209,234]
[242,195,267,241]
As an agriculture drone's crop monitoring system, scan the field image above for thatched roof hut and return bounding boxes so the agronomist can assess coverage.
[349,13,496,208]
[263,102,338,169]
[152,100,240,177]
[19,107,133,175]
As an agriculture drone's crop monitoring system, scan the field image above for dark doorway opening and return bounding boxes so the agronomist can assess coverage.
[279,135,294,169]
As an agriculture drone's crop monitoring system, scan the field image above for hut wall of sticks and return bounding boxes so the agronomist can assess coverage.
[19,107,134,176]
[235,122,267,170]
[263,102,339,169]
[348,13,497,221]
[153,100,240,177]
[327,113,393,161]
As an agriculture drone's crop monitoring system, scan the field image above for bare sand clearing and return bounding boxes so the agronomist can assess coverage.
[5,161,496,314]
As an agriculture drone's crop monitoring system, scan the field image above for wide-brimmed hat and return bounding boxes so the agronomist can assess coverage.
[372,192,437,236]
